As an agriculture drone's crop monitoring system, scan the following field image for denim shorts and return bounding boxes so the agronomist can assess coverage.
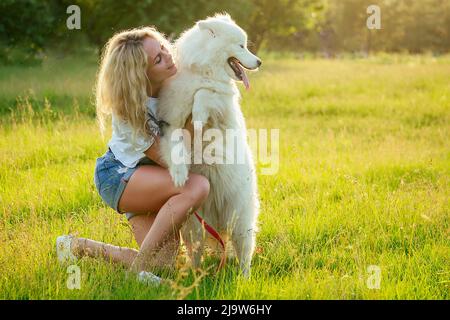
[94,148,157,220]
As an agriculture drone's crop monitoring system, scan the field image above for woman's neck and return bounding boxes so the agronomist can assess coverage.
[147,81,162,98]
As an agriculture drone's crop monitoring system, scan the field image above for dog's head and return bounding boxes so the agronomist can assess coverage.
[176,13,262,90]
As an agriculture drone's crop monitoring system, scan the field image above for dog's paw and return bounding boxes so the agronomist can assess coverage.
[170,164,189,187]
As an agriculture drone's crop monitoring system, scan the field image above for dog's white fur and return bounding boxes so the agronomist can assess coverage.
[156,13,261,278]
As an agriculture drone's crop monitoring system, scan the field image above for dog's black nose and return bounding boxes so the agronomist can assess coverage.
[257,59,262,67]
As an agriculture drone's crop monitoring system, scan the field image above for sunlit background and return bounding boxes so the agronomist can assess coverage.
[0,0,448,300]
[2,0,450,64]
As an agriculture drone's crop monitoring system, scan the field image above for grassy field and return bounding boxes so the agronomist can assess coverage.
[0,53,448,299]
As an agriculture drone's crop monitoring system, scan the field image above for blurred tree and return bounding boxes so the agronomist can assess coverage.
[316,0,450,55]
[242,0,325,52]
[73,0,249,55]
[0,0,63,63]
[1,0,450,63]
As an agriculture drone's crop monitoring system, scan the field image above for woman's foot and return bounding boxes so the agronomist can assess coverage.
[56,235,78,264]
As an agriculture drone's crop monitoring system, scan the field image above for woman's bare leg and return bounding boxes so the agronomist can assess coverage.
[128,214,180,270]
[70,166,208,273]
[118,165,209,273]
[71,237,138,267]
[70,214,178,269]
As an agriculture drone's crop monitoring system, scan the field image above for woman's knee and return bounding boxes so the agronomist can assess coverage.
[184,174,210,205]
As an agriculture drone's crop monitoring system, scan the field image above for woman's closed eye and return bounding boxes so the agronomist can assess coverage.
[154,45,168,64]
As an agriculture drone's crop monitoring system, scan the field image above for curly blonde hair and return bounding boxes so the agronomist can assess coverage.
[95,26,174,141]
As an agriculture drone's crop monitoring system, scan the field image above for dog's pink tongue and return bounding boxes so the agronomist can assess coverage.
[236,63,250,90]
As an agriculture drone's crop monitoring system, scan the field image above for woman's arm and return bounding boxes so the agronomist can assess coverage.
[144,115,194,169]
[143,135,167,168]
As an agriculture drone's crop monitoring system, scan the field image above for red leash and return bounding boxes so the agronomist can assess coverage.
[194,211,226,272]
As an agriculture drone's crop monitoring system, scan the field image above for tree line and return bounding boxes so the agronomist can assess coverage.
[1,0,449,64]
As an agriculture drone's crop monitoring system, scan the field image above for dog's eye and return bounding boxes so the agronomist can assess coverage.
[240,45,244,49]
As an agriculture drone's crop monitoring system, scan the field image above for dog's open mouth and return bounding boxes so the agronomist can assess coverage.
[227,57,250,90]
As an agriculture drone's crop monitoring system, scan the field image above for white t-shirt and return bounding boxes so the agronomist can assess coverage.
[108,97,160,168]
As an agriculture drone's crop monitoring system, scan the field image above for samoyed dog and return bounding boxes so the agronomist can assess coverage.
[157,13,261,278]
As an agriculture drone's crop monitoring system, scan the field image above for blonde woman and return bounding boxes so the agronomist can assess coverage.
[56,27,210,285]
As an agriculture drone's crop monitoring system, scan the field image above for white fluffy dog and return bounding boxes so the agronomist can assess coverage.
[157,13,261,278]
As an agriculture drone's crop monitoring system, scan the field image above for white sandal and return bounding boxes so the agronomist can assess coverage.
[137,271,163,286]
[56,235,78,264]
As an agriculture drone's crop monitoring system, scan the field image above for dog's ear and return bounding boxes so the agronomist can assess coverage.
[197,20,216,38]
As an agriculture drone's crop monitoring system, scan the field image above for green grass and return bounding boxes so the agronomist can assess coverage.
[0,53,449,299]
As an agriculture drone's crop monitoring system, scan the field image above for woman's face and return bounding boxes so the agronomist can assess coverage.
[143,37,177,84]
